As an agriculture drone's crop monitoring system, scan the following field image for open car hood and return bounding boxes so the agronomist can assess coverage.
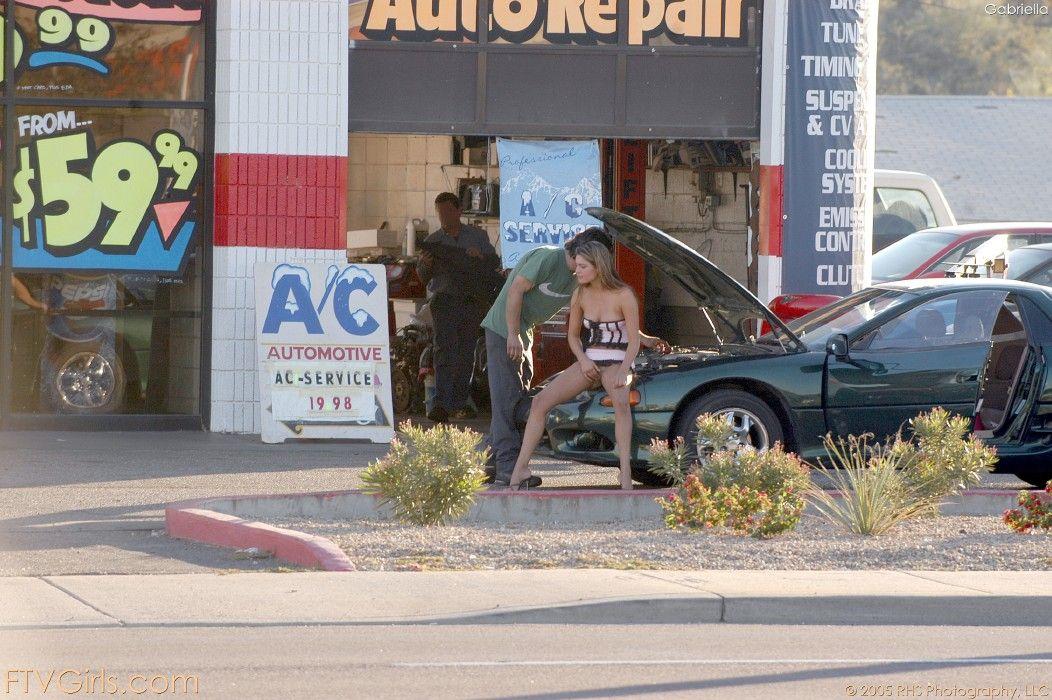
[587,207,804,353]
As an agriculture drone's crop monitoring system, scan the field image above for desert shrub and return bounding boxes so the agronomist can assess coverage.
[810,409,999,535]
[1003,480,1052,533]
[660,475,803,539]
[808,435,937,535]
[361,421,487,526]
[695,412,736,458]
[904,407,998,506]
[646,436,690,486]
[658,414,810,538]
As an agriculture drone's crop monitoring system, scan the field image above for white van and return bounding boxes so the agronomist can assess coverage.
[872,169,956,251]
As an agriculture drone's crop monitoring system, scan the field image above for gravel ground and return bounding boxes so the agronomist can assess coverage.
[276,515,1052,571]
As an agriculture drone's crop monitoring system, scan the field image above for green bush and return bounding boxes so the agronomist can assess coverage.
[904,407,998,507]
[658,413,810,538]
[660,475,803,539]
[361,421,487,526]
[646,436,690,486]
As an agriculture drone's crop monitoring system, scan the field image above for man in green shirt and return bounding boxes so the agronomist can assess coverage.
[482,229,667,487]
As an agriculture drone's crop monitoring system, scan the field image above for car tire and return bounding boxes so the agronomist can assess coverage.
[672,389,785,460]
[47,343,126,415]
[1012,468,1052,489]
[392,366,415,415]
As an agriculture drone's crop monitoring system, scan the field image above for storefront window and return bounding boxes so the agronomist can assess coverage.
[13,1,204,100]
[2,2,210,423]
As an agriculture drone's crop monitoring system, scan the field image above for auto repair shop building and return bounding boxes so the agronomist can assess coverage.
[0,0,876,432]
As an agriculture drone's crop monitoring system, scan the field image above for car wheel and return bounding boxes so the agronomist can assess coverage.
[48,344,126,414]
[1012,468,1052,489]
[672,389,784,460]
[392,366,415,415]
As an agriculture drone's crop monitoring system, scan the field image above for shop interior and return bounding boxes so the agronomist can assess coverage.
[345,134,759,416]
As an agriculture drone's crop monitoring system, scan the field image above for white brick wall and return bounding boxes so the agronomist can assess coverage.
[211,0,349,434]
[215,0,348,157]
[347,133,502,249]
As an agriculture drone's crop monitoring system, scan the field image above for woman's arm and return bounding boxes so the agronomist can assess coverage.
[11,276,46,311]
[617,288,641,386]
[568,288,599,381]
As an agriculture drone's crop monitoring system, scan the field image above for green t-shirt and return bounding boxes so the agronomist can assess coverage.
[481,246,576,348]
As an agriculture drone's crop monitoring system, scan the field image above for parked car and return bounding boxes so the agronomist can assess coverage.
[770,222,1052,323]
[537,208,1052,488]
[872,169,956,252]
[1005,243,1052,285]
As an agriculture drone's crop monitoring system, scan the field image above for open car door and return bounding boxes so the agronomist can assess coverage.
[973,293,1052,487]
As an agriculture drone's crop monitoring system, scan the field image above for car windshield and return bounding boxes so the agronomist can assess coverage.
[871,231,959,282]
[787,288,918,349]
[1008,247,1052,280]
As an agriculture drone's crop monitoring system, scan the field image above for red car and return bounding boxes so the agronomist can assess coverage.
[769,223,1052,322]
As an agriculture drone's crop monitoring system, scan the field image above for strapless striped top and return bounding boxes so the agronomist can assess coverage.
[582,318,628,364]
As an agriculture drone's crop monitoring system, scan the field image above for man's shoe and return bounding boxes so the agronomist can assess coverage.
[427,406,449,423]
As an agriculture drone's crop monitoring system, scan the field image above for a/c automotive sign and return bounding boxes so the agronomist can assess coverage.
[254,262,394,444]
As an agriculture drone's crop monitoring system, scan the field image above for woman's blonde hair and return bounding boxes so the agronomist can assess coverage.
[574,240,627,291]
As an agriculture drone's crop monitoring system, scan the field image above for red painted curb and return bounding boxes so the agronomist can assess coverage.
[165,504,355,572]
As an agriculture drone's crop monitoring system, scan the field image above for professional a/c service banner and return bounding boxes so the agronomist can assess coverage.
[497,139,602,268]
[255,262,394,444]
[782,1,878,296]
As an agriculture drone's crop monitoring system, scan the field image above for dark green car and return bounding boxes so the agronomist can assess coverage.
[543,209,1052,487]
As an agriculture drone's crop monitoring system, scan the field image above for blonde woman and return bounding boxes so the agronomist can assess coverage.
[508,239,640,490]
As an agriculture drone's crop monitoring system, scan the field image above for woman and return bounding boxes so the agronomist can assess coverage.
[508,240,640,490]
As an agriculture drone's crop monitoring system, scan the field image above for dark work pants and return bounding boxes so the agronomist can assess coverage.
[486,329,534,483]
[430,293,485,413]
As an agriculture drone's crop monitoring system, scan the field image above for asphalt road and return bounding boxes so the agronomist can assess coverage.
[0,428,1034,576]
[3,623,1049,699]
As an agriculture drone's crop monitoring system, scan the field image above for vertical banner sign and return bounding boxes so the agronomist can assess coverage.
[255,262,394,444]
[782,0,878,295]
[497,139,603,268]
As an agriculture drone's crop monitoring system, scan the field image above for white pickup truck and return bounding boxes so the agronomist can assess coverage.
[873,169,956,251]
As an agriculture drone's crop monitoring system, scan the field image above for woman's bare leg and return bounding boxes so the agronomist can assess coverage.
[507,364,593,488]
[599,365,634,490]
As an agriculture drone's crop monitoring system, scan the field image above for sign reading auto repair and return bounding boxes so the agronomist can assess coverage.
[254,262,394,444]
[354,0,751,45]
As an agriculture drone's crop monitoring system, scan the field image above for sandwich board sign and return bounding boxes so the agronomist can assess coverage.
[254,261,394,444]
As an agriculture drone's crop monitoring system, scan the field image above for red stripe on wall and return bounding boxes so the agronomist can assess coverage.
[614,140,647,301]
[758,164,783,257]
[214,154,347,249]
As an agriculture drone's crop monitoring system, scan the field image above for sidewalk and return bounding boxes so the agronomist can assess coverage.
[4,570,1052,628]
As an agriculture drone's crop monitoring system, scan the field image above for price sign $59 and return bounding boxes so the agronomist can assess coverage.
[11,129,200,253]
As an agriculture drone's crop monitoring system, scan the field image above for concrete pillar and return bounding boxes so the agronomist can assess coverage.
[210,0,349,433]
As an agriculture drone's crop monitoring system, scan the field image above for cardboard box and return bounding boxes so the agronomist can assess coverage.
[347,228,400,249]
[393,298,428,330]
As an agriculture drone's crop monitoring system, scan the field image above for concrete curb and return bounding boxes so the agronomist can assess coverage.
[175,487,1041,524]
[165,503,356,572]
[7,571,1052,628]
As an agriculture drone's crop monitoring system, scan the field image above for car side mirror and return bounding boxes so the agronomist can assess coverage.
[826,333,850,360]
